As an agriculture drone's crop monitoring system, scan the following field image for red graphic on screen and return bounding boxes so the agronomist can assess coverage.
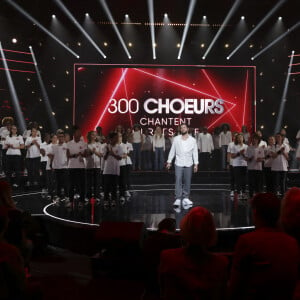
[74,65,255,137]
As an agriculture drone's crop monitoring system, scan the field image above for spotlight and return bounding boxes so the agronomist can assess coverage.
[85,13,89,17]
[176,43,180,48]
[125,14,129,18]
[128,42,132,47]
[278,16,282,20]
[226,56,230,60]
[76,55,80,59]
[241,16,245,20]
[203,16,207,19]
[77,42,81,46]
[177,56,181,60]
[11,38,17,44]
[52,14,56,18]
[202,56,206,60]
[200,43,205,48]
[249,44,254,48]
[128,55,132,59]
[225,43,230,48]
[251,57,254,60]
[153,43,157,47]
[260,125,264,129]
[164,13,168,18]
[65,97,69,102]
[103,42,108,46]
[52,112,56,116]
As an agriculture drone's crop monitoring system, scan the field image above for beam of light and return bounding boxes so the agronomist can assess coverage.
[95,68,129,127]
[290,62,300,66]
[0,58,35,64]
[177,0,196,60]
[289,72,300,75]
[202,0,242,60]
[122,69,133,127]
[274,51,294,133]
[0,68,35,73]
[99,0,131,59]
[251,22,300,60]
[207,104,236,130]
[242,70,248,125]
[147,0,156,60]
[0,41,26,132]
[201,69,239,128]
[29,46,58,132]
[5,0,79,59]
[228,0,287,59]
[53,0,106,59]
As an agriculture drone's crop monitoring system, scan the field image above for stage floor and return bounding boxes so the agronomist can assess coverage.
[14,183,254,231]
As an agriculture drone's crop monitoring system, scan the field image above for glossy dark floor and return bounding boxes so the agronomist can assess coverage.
[14,183,254,230]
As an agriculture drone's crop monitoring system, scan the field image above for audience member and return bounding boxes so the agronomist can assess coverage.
[159,207,228,300]
[229,193,299,300]
[280,187,300,300]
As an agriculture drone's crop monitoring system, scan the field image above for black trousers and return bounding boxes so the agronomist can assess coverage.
[248,170,263,197]
[86,168,101,199]
[125,165,132,190]
[69,168,86,202]
[199,152,211,171]
[26,157,41,184]
[55,169,69,198]
[46,169,56,196]
[263,167,273,192]
[272,171,287,195]
[233,166,247,194]
[40,161,47,188]
[6,155,22,185]
[229,165,235,191]
[2,149,7,174]
[103,174,118,201]
[119,166,127,197]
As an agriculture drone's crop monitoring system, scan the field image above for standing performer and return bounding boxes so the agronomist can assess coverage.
[166,124,198,208]
[4,125,24,188]
[66,126,87,207]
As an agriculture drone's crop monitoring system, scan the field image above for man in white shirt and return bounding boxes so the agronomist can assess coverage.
[166,124,198,208]
[197,127,214,171]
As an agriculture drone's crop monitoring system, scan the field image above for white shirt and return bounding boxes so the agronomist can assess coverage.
[40,142,49,162]
[227,142,235,166]
[25,136,41,158]
[153,135,165,150]
[258,140,267,148]
[45,144,54,170]
[124,142,133,165]
[119,143,129,167]
[132,131,144,143]
[86,142,102,169]
[103,144,123,175]
[49,143,68,169]
[198,133,214,153]
[230,144,248,167]
[0,127,10,147]
[219,131,232,147]
[167,135,198,167]
[264,145,274,168]
[246,145,265,170]
[67,140,87,169]
[5,135,24,155]
[271,143,289,171]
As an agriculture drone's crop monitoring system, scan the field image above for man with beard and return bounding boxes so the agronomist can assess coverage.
[166,124,198,209]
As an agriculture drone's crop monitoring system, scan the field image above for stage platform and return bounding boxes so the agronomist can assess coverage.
[9,170,300,253]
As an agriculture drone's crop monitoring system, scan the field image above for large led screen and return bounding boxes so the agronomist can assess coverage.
[74,64,256,136]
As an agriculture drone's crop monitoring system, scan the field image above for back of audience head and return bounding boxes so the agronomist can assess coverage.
[0,181,15,209]
[180,207,217,250]
[158,218,176,234]
[251,193,280,228]
[280,187,300,242]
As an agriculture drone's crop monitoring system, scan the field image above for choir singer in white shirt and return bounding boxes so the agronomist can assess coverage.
[166,124,198,209]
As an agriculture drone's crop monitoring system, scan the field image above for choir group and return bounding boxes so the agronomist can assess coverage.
[1,116,300,206]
